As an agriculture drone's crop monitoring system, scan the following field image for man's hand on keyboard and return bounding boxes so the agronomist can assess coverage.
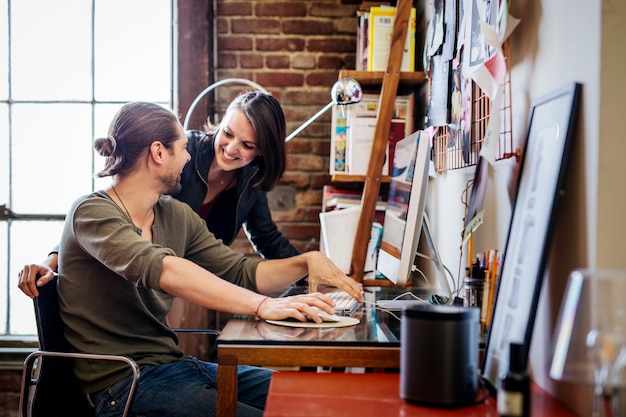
[258,292,337,324]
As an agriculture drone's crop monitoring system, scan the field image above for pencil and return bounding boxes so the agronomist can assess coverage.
[485,250,498,327]
[468,235,474,271]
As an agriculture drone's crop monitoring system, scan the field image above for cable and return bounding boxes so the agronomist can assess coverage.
[363,291,443,321]
[413,251,458,296]
[455,178,475,299]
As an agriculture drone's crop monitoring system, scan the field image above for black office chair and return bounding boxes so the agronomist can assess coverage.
[19,277,140,417]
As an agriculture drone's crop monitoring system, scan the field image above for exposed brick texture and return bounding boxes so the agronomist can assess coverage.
[232,19,281,34]
[0,369,23,417]
[239,53,264,68]
[282,19,334,35]
[256,37,306,52]
[266,55,291,69]
[256,2,307,17]
[218,36,254,51]
[217,2,253,16]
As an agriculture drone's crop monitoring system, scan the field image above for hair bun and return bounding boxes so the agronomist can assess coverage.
[94,135,117,157]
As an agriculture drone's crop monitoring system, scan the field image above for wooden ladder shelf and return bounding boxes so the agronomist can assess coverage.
[349,0,414,285]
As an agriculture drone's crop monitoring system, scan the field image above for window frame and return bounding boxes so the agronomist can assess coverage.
[0,0,180,355]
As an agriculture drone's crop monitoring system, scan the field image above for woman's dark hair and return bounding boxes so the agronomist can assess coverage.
[94,102,180,178]
[207,91,286,191]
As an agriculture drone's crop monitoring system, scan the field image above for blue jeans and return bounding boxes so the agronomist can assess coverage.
[89,356,272,417]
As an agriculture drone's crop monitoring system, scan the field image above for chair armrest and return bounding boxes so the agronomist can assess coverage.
[20,350,140,417]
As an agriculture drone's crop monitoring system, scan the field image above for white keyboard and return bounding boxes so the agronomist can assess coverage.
[327,290,361,316]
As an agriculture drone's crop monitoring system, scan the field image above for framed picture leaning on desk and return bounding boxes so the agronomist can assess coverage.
[482,82,582,390]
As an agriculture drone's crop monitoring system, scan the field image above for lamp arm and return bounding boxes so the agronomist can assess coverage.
[183,78,269,131]
[285,101,335,143]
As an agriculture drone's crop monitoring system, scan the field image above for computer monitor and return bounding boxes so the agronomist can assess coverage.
[377,130,431,287]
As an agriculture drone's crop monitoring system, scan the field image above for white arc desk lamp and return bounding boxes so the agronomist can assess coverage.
[183,77,363,142]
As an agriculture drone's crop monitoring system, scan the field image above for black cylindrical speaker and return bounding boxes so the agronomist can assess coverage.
[400,304,479,407]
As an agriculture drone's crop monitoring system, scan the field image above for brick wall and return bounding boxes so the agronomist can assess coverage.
[0,369,21,417]
[213,0,360,256]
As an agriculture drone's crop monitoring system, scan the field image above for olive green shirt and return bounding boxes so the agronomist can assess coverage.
[58,191,261,393]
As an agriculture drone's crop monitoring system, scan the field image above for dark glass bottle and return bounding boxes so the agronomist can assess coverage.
[497,342,530,417]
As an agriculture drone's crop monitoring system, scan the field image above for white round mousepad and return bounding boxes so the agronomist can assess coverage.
[265,316,360,328]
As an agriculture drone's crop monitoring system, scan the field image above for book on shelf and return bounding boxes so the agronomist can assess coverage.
[347,115,386,176]
[327,196,387,213]
[355,2,392,71]
[323,184,363,202]
[330,106,348,174]
[367,5,416,72]
[330,93,414,176]
[356,9,369,71]
[322,185,386,223]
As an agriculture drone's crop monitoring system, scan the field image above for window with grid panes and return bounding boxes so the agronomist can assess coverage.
[0,0,174,339]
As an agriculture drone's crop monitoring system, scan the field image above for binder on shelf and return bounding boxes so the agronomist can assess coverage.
[367,5,416,72]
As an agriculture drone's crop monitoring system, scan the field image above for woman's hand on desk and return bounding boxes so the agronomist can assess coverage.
[18,253,58,299]
[303,252,363,302]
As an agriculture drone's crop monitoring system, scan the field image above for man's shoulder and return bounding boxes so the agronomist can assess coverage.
[158,194,196,216]
[70,190,112,211]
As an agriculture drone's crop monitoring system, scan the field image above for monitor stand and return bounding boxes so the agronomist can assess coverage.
[376,212,453,307]
[415,212,453,303]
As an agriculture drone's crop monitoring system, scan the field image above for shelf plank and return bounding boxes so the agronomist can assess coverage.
[331,174,391,183]
[338,70,426,87]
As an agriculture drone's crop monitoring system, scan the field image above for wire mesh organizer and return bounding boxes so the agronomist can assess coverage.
[432,40,518,173]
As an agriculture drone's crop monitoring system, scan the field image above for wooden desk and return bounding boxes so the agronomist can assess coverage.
[216,315,401,417]
[264,372,577,417]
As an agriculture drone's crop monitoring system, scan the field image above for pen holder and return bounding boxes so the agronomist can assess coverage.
[400,304,479,407]
[463,276,484,308]
[464,272,490,343]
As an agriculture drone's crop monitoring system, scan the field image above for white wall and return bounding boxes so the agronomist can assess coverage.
[429,1,626,415]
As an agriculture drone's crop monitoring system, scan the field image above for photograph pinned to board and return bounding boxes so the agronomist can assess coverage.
[462,154,489,244]
[481,82,582,392]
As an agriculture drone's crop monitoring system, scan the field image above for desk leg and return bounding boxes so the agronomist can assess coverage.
[217,354,238,417]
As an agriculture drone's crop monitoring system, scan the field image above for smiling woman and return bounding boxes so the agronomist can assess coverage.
[171,91,297,259]
[0,0,174,337]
